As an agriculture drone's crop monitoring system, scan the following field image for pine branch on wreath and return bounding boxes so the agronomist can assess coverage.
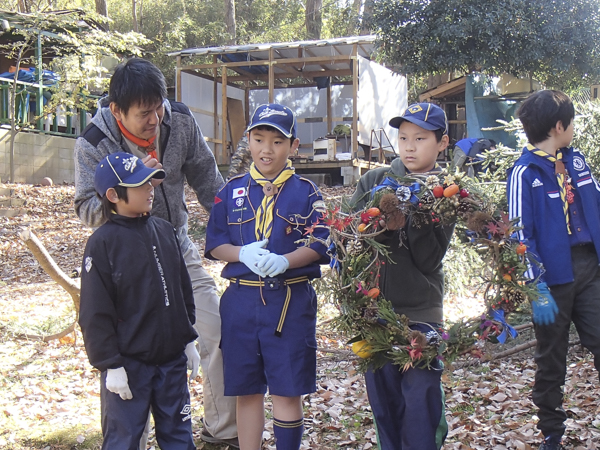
[302,170,545,373]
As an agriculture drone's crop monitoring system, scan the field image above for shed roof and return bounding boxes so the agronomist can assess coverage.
[170,36,377,85]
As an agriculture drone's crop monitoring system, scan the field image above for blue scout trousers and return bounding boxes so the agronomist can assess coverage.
[365,324,447,450]
[533,244,600,438]
[100,353,195,450]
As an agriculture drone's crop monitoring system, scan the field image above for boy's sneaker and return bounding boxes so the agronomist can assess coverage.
[539,435,565,450]
[200,426,240,448]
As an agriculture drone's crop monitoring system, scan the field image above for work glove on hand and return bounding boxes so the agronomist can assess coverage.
[532,282,559,326]
[239,239,270,277]
[184,341,200,380]
[256,253,290,277]
[106,367,133,400]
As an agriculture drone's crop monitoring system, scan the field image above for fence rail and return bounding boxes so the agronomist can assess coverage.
[0,77,97,137]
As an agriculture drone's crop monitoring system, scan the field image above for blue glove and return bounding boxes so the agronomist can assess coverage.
[256,253,290,277]
[238,239,270,277]
[532,282,559,326]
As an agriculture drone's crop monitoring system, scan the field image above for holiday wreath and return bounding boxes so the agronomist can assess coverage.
[305,170,544,372]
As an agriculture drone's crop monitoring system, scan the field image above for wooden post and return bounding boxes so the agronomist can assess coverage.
[351,44,359,159]
[268,48,274,103]
[221,68,228,165]
[176,56,182,102]
[213,56,218,157]
[35,34,43,131]
[326,83,332,135]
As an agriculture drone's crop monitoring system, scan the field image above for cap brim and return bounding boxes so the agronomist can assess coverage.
[247,122,294,138]
[119,168,165,188]
[389,116,440,131]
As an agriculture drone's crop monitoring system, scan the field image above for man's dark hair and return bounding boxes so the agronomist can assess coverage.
[109,59,167,115]
[100,185,129,221]
[249,125,296,144]
[517,90,574,145]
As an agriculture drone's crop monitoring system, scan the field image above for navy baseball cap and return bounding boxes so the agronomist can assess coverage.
[247,103,297,138]
[389,103,448,135]
[94,152,165,196]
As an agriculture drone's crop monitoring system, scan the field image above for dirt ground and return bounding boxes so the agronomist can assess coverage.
[1,183,599,450]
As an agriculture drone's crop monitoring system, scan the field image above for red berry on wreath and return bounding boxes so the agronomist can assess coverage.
[459,189,469,198]
[432,185,444,198]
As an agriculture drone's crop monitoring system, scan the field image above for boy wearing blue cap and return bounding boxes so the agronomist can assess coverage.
[205,103,330,450]
[79,152,200,450]
[508,90,600,450]
[351,103,452,450]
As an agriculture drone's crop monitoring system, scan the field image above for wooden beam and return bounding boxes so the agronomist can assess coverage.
[268,48,274,103]
[213,56,218,154]
[227,68,352,82]
[419,77,466,102]
[352,44,359,159]
[179,54,352,71]
[176,56,182,102]
[221,69,228,165]
[326,83,332,134]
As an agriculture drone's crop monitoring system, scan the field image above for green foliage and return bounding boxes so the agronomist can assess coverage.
[572,100,600,180]
[369,0,600,91]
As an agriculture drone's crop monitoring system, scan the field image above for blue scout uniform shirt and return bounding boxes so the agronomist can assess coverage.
[507,146,600,286]
[205,172,330,279]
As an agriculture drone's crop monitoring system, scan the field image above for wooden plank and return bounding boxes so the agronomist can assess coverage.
[268,48,274,103]
[221,70,228,165]
[227,98,246,151]
[352,45,359,158]
[176,56,182,102]
[179,55,351,71]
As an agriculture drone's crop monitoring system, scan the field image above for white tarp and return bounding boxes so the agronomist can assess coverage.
[358,56,407,153]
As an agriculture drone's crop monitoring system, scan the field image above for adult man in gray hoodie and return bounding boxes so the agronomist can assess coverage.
[73,58,238,448]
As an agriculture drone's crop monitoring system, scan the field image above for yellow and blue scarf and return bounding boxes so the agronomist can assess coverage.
[250,160,295,240]
[528,144,571,234]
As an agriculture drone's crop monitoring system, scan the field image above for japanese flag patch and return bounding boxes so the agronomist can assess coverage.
[233,187,247,199]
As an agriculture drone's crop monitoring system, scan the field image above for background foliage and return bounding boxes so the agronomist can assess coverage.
[369,0,600,92]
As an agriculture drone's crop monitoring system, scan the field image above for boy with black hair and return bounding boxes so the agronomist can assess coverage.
[73,58,238,447]
[205,103,330,450]
[508,90,600,450]
[351,102,453,450]
[79,152,200,449]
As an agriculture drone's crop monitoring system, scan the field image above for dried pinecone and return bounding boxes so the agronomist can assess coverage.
[419,192,435,210]
[346,239,363,255]
[407,330,428,348]
[466,211,494,234]
[380,192,406,230]
[497,286,527,313]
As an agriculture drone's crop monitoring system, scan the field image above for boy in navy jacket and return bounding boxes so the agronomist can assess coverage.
[79,152,200,450]
[507,90,600,450]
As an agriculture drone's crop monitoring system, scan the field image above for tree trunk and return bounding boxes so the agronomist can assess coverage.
[224,0,236,45]
[17,0,31,13]
[95,0,109,30]
[305,0,323,40]
[360,0,373,35]
[132,0,139,33]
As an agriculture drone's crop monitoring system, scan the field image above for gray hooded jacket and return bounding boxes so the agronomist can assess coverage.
[74,98,224,231]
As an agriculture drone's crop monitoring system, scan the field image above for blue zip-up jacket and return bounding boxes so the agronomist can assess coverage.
[507,146,600,286]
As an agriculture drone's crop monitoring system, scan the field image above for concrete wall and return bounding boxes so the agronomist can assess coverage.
[0,129,76,184]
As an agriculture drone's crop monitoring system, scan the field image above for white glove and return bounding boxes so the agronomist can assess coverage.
[239,239,270,277]
[106,367,133,400]
[256,253,290,277]
[184,341,200,380]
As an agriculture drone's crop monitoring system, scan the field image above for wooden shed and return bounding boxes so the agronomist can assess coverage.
[169,36,407,184]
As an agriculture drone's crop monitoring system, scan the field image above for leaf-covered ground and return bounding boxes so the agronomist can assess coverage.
[1,183,599,449]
